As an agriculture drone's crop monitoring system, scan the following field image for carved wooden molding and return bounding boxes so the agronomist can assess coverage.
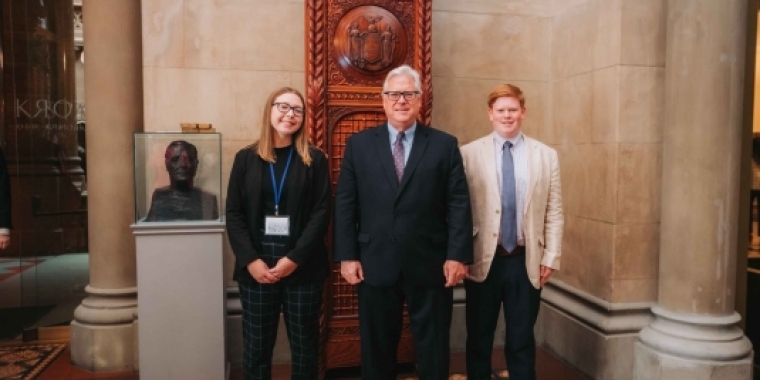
[327,87,383,107]
[417,0,433,125]
[306,0,328,151]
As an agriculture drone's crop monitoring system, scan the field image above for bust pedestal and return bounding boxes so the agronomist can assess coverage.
[132,221,227,380]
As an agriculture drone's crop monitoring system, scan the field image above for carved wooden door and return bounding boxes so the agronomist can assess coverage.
[305,0,433,373]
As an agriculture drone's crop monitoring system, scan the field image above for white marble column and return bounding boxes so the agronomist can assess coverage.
[69,0,143,371]
[634,0,754,378]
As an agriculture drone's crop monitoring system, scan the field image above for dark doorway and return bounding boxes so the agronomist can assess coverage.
[0,0,88,341]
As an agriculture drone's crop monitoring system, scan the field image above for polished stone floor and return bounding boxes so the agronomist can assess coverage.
[35,344,588,379]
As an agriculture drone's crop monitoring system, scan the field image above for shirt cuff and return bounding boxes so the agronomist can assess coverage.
[0,228,10,235]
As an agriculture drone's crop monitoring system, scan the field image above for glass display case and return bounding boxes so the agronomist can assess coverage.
[133,132,222,223]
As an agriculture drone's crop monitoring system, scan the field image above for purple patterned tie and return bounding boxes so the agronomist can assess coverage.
[393,131,405,181]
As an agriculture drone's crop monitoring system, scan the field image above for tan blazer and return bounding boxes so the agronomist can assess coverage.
[461,133,563,289]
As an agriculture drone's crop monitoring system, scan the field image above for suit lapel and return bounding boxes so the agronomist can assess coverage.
[524,135,539,214]
[477,136,501,203]
[373,124,400,193]
[397,125,430,197]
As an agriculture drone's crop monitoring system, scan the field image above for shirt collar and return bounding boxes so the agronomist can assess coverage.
[493,131,523,149]
[388,122,417,141]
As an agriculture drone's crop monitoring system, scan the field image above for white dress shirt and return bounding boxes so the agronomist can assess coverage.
[493,131,529,246]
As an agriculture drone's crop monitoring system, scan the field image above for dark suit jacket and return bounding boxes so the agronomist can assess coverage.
[333,124,473,287]
[0,147,11,230]
[226,144,330,285]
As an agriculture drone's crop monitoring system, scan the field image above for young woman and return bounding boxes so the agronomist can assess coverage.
[226,87,330,379]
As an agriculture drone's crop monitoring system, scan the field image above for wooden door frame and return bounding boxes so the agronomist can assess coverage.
[304,0,434,376]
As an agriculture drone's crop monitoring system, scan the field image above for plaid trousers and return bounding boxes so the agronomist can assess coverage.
[239,237,322,380]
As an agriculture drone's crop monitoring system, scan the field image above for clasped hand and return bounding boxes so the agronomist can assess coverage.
[247,257,297,284]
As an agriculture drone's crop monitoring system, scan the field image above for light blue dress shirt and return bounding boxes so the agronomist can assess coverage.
[387,122,416,165]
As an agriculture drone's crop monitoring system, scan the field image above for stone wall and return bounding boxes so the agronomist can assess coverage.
[536,1,666,378]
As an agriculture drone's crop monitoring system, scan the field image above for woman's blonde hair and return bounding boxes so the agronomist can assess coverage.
[256,87,312,166]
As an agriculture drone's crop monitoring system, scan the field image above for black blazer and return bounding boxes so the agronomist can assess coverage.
[226,144,330,285]
[333,124,473,287]
[0,147,11,230]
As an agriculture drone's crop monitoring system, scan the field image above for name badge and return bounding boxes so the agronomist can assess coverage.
[265,215,290,236]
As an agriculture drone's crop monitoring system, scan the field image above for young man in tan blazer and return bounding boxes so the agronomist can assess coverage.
[460,84,563,380]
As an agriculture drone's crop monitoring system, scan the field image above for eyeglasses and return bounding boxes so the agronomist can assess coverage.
[382,91,421,101]
[272,102,304,116]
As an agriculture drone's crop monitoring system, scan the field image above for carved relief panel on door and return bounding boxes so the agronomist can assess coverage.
[332,5,409,81]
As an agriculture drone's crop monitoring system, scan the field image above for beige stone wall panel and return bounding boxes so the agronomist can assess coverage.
[582,65,666,145]
[553,0,662,77]
[620,0,666,67]
[555,215,615,300]
[614,223,659,281]
[142,0,185,68]
[432,0,587,17]
[143,67,232,133]
[142,67,182,131]
[617,143,662,223]
[184,0,230,69]
[552,73,594,144]
[432,11,551,81]
[594,0,623,70]
[552,1,597,79]
[143,67,291,139]
[557,143,617,222]
[592,66,620,143]
[224,2,305,72]
[618,67,665,143]
[289,72,306,95]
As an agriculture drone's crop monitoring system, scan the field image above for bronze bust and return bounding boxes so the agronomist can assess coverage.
[145,140,219,222]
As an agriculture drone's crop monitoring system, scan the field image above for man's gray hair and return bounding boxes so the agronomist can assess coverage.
[383,65,422,93]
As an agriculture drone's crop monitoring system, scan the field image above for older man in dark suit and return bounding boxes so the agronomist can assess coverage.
[334,65,473,380]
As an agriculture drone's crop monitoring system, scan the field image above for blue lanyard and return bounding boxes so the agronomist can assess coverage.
[269,147,294,216]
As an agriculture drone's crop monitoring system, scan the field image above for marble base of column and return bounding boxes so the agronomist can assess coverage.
[70,285,138,372]
[635,306,753,380]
